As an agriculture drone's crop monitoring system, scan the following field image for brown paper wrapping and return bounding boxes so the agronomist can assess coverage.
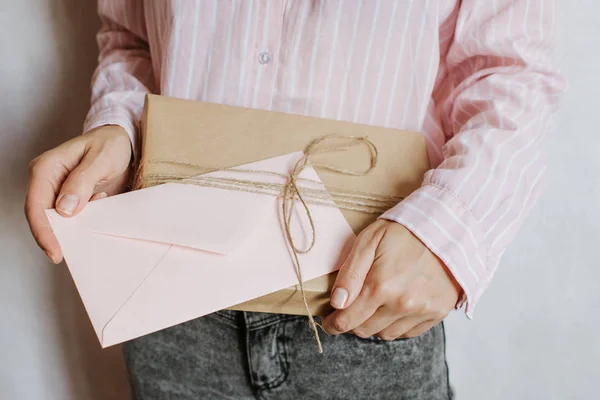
[135,94,430,316]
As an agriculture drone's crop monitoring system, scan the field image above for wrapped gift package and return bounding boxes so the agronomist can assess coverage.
[45,94,430,347]
[135,94,430,317]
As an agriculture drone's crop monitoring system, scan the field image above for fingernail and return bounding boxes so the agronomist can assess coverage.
[57,194,79,215]
[331,287,348,309]
[45,251,57,264]
[99,192,107,199]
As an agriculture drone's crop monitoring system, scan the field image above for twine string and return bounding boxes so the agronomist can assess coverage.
[135,135,401,354]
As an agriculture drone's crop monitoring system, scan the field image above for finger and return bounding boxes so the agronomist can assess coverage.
[350,305,400,339]
[90,192,108,201]
[400,320,437,339]
[322,288,380,335]
[25,161,64,263]
[377,317,430,341]
[330,223,385,309]
[55,151,110,217]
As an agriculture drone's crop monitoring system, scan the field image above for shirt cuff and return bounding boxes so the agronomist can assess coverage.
[83,107,138,154]
[379,184,490,318]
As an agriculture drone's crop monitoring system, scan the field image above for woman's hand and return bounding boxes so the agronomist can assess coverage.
[25,125,133,264]
[323,220,462,340]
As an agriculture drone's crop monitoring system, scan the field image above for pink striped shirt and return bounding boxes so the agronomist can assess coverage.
[85,0,567,318]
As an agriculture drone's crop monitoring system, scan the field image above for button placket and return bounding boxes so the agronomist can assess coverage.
[251,0,285,109]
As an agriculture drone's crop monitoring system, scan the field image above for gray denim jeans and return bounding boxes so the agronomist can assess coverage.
[122,310,454,400]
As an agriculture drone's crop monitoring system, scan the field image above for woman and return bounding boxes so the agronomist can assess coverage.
[25,1,565,399]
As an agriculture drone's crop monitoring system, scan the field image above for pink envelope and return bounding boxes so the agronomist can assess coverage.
[45,152,356,347]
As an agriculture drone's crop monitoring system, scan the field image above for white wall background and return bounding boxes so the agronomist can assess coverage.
[0,1,597,399]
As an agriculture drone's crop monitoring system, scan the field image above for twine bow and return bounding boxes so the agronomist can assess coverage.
[135,135,403,353]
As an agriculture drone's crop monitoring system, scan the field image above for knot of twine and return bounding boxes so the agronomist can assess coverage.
[135,135,404,354]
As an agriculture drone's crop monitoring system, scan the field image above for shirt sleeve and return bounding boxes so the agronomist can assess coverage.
[83,0,155,154]
[380,0,567,318]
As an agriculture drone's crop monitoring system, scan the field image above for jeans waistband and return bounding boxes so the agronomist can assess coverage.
[213,309,308,330]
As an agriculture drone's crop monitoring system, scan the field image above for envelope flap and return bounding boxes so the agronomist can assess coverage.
[45,209,173,342]
[66,152,307,254]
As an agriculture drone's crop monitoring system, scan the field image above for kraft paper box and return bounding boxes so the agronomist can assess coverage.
[135,94,430,317]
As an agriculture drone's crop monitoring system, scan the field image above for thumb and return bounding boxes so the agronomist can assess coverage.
[330,224,384,309]
[55,151,110,217]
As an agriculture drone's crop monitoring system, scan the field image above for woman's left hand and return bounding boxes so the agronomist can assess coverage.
[322,220,462,340]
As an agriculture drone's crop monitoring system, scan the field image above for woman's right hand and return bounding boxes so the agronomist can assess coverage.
[25,125,133,264]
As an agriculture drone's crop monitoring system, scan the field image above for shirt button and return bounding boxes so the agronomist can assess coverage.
[258,51,271,65]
